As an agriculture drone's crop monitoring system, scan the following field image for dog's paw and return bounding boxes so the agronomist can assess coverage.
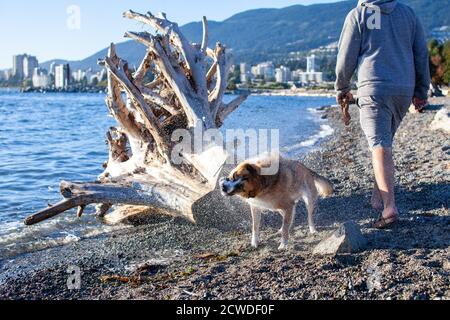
[278,240,288,251]
[251,236,260,248]
[309,226,317,234]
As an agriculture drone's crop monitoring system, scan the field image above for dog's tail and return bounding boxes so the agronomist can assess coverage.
[313,173,334,197]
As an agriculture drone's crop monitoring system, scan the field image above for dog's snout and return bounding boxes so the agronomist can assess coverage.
[221,184,228,193]
[220,177,235,195]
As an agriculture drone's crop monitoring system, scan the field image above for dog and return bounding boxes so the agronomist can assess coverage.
[220,154,333,250]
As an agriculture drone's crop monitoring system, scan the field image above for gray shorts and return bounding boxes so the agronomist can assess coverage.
[357,95,412,149]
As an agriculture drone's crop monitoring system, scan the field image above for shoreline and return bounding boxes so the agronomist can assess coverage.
[0,97,449,300]
[21,87,106,94]
[253,89,335,98]
[0,86,336,97]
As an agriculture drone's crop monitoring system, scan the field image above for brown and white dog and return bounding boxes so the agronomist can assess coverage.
[220,155,333,250]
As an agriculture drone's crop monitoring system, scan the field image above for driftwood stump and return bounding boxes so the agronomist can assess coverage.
[25,10,248,226]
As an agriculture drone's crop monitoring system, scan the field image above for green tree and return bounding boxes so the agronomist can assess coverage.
[22,79,32,88]
[227,81,237,91]
[443,40,450,85]
[227,66,240,90]
[428,39,446,86]
[91,77,99,87]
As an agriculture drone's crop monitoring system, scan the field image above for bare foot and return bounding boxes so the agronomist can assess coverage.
[309,226,317,234]
[371,188,383,211]
[381,207,398,220]
[373,207,399,229]
[251,235,260,248]
[278,240,288,251]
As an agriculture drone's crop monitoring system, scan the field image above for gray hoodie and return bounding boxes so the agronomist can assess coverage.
[335,0,430,99]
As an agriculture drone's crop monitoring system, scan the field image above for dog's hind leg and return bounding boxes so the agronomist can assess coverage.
[279,204,295,250]
[250,206,262,248]
[303,190,318,234]
[276,204,296,235]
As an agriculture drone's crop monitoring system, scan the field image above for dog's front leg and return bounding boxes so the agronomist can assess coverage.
[250,206,261,248]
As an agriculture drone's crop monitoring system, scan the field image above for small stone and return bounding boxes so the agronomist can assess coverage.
[313,221,367,255]
[443,260,450,271]
[430,107,450,133]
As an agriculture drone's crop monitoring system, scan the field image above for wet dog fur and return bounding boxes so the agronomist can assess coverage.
[220,155,333,250]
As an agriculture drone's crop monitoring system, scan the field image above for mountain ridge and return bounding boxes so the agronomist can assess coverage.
[40,0,450,72]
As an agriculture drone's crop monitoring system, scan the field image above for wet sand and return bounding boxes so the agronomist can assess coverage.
[0,97,448,300]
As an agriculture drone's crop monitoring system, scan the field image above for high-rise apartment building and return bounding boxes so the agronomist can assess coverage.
[12,54,25,79]
[12,54,39,80]
[23,55,39,79]
[55,64,71,89]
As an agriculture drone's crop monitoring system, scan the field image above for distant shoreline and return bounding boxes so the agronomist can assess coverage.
[20,87,107,94]
[252,88,335,98]
[1,86,337,98]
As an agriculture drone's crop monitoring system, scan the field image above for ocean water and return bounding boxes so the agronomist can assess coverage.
[0,89,334,259]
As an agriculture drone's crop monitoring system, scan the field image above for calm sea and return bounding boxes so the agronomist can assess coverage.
[0,88,334,259]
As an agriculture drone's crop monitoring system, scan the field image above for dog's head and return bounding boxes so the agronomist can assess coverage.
[219,162,263,199]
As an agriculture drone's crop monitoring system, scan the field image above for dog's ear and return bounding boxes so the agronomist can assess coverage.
[245,163,259,176]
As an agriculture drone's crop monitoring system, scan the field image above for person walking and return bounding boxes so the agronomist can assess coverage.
[335,0,430,228]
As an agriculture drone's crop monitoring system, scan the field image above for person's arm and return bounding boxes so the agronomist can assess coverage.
[335,10,362,98]
[412,15,430,101]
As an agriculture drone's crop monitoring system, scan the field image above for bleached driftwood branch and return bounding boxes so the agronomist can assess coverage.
[25,9,248,226]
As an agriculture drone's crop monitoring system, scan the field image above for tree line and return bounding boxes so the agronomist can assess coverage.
[428,39,450,87]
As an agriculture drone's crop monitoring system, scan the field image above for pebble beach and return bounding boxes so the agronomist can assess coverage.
[0,96,448,300]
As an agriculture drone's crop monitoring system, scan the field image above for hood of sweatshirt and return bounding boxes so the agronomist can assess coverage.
[358,0,398,14]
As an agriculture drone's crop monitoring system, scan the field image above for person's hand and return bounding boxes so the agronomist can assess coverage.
[336,91,354,106]
[336,91,353,126]
[412,97,428,113]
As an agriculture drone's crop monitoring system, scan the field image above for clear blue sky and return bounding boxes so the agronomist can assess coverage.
[0,0,340,69]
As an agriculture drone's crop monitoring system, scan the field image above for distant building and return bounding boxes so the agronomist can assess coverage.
[310,42,339,55]
[89,74,99,84]
[299,72,323,84]
[85,69,94,84]
[275,66,292,83]
[12,54,25,79]
[73,68,104,84]
[307,54,316,73]
[12,54,39,80]
[85,69,106,85]
[239,63,253,83]
[251,62,275,81]
[23,55,39,79]
[291,69,303,80]
[0,69,7,81]
[32,68,51,88]
[54,64,71,89]
[49,62,56,75]
[3,69,12,81]
[294,54,324,85]
[250,66,258,76]
[240,63,249,74]
[99,69,107,82]
[72,69,86,82]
